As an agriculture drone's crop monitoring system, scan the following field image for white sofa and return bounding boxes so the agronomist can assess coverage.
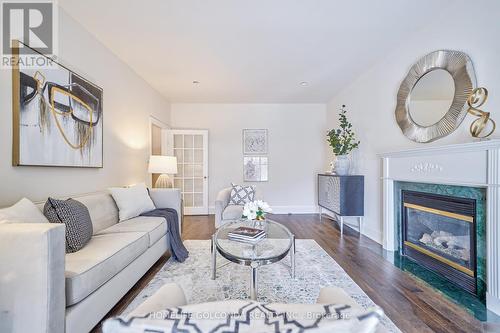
[214,187,262,228]
[0,188,182,333]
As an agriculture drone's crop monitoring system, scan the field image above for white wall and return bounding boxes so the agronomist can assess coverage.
[0,8,171,206]
[171,103,327,213]
[325,1,500,243]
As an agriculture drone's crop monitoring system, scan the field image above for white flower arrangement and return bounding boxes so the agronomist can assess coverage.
[242,200,272,221]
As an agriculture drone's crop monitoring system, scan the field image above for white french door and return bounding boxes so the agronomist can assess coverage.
[165,129,209,215]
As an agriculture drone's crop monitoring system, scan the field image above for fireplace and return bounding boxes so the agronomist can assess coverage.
[381,142,497,314]
[401,190,477,294]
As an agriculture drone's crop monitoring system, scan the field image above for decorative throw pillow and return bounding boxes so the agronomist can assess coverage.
[44,198,93,253]
[102,300,383,333]
[0,198,49,224]
[108,183,156,222]
[229,183,256,205]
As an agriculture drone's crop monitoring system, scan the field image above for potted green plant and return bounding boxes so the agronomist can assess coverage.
[327,105,360,175]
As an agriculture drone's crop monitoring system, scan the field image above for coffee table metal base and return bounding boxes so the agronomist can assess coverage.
[210,234,296,301]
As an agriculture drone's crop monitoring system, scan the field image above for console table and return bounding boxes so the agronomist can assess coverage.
[317,174,364,235]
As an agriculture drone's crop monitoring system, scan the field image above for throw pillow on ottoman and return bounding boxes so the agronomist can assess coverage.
[102,300,383,333]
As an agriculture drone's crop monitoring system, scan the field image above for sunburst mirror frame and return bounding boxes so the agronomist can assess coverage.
[395,50,476,143]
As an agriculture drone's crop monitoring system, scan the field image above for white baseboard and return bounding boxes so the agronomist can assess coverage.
[271,206,319,214]
[208,205,319,215]
[487,293,500,316]
[362,227,382,245]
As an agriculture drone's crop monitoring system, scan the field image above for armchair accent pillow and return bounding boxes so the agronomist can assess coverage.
[44,198,93,253]
[0,198,48,224]
[102,300,383,333]
[109,183,156,221]
[229,183,256,205]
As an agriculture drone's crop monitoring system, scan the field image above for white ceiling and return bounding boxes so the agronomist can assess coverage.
[59,0,451,103]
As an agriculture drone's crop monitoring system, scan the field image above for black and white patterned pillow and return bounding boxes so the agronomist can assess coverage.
[229,183,256,205]
[102,300,384,333]
[44,198,93,253]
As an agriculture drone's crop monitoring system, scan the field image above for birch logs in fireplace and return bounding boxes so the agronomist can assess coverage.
[419,231,470,261]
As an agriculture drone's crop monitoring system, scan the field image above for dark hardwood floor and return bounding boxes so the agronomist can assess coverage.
[93,214,494,333]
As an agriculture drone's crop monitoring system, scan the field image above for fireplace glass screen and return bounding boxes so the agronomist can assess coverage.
[405,206,473,270]
[402,190,476,294]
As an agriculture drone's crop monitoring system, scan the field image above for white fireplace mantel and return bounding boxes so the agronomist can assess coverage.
[379,139,500,315]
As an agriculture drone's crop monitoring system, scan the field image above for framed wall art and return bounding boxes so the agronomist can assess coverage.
[243,156,268,182]
[243,129,267,155]
[12,41,103,168]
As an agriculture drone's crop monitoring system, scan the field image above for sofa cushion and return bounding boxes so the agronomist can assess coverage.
[222,205,244,220]
[109,183,156,222]
[65,232,149,306]
[76,193,120,234]
[97,216,167,247]
[37,192,120,235]
[0,198,49,224]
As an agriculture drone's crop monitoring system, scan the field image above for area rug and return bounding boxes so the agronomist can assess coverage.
[122,239,400,332]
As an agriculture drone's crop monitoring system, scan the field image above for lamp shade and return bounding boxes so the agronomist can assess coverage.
[148,155,178,174]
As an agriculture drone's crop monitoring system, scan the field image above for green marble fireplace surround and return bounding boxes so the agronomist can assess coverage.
[392,181,487,319]
[380,140,500,321]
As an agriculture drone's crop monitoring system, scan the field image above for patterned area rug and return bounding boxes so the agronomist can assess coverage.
[122,239,400,332]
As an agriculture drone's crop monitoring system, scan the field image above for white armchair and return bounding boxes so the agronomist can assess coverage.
[214,187,262,228]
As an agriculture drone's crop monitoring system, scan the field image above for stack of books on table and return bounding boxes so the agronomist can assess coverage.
[228,226,266,243]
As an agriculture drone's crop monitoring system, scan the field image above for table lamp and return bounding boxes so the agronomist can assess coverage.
[148,155,178,188]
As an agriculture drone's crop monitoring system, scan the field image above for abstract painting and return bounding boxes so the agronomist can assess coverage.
[243,129,267,154]
[12,42,103,167]
[244,156,268,182]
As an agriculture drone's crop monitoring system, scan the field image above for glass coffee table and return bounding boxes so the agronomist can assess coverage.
[211,219,295,300]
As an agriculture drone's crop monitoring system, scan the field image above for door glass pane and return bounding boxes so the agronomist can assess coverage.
[185,164,194,177]
[184,179,194,192]
[184,149,194,163]
[193,164,203,177]
[174,134,183,147]
[169,131,206,214]
[184,193,194,207]
[184,135,194,149]
[194,193,203,207]
[174,149,183,163]
[194,178,203,192]
[194,149,203,163]
[194,135,203,148]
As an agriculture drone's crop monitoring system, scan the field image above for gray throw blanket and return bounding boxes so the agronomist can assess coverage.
[140,208,189,262]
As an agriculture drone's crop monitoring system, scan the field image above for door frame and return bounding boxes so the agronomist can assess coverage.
[149,116,170,187]
[165,129,209,215]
